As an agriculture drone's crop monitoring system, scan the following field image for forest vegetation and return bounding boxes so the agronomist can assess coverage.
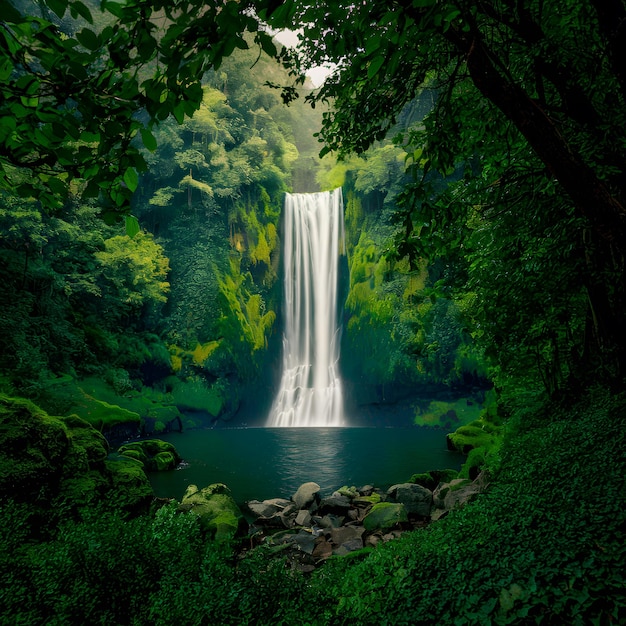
[1,0,625,623]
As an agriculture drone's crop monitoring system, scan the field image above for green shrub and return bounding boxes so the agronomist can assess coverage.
[1,390,624,625]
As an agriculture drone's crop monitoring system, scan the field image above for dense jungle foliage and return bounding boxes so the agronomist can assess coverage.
[1,0,625,623]
[0,0,484,425]
[1,390,624,625]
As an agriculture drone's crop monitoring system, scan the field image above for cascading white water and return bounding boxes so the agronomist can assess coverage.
[267,188,346,427]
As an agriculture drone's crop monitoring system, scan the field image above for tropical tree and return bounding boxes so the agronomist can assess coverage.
[261,0,626,387]
[0,0,278,222]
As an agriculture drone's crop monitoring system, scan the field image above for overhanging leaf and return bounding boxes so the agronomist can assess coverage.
[140,127,158,152]
[123,167,139,192]
[125,214,140,238]
[367,55,385,79]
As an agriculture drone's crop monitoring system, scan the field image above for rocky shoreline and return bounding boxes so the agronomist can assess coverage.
[179,472,489,572]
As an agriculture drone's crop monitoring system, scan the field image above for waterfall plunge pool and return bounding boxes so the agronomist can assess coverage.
[148,427,464,505]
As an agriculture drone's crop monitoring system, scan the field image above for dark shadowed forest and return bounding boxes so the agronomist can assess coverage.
[1,1,625,623]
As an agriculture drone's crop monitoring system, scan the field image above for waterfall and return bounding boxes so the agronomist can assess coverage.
[267,188,346,427]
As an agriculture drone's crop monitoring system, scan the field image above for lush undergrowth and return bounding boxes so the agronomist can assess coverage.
[1,389,624,625]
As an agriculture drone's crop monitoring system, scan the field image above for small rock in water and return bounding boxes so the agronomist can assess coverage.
[293,481,321,509]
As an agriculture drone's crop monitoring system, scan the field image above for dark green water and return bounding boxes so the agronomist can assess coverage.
[149,427,463,504]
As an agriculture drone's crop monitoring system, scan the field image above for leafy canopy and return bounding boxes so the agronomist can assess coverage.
[0,0,278,221]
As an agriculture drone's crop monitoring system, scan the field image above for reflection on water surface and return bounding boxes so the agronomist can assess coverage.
[149,427,463,504]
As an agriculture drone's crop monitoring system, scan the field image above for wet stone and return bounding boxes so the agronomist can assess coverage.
[295,509,312,527]
[333,537,363,555]
[312,537,333,560]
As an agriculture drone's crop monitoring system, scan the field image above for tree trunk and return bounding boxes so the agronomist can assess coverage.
[453,32,626,251]
[445,27,626,378]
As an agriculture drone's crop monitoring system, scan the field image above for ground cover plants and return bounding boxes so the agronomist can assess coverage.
[1,388,623,625]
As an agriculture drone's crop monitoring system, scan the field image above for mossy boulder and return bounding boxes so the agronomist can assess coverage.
[62,413,109,466]
[105,457,154,511]
[410,469,459,491]
[337,485,359,499]
[143,405,184,435]
[0,395,70,501]
[118,439,181,471]
[459,446,488,480]
[386,483,433,517]
[362,502,408,531]
[447,415,501,454]
[0,395,153,519]
[181,483,245,542]
[35,376,183,440]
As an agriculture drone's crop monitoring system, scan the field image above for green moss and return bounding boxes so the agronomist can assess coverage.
[119,448,144,464]
[337,485,359,498]
[38,376,184,436]
[105,458,153,512]
[57,471,109,506]
[409,472,434,489]
[362,502,408,531]
[69,392,141,431]
[447,424,497,453]
[0,394,69,500]
[0,394,152,518]
[447,410,502,452]
[459,447,487,479]
[353,493,382,506]
[181,483,244,542]
[62,414,109,464]
[118,439,181,472]
[410,469,460,490]
[154,451,177,471]
[446,401,504,479]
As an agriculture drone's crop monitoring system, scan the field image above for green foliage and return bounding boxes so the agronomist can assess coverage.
[69,394,141,431]
[340,184,486,389]
[0,193,173,389]
[268,0,626,387]
[0,394,152,520]
[2,391,625,624]
[95,231,170,309]
[169,377,224,416]
[414,397,483,429]
[0,0,287,216]
[215,256,277,380]
[305,390,626,624]
[131,40,309,408]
